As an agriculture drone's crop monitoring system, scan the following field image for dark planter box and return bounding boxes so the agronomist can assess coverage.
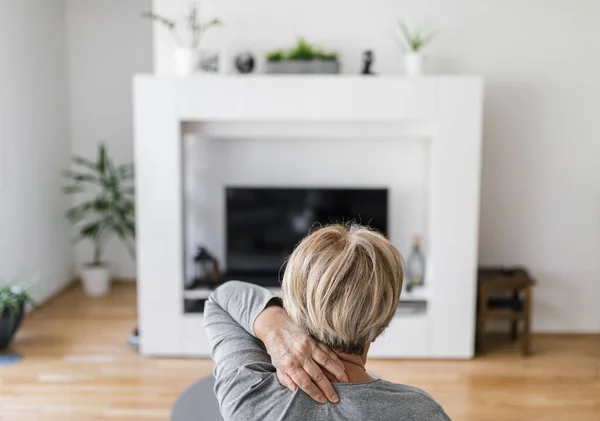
[0,302,24,350]
[266,59,340,74]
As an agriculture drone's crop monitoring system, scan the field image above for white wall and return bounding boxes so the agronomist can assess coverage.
[0,0,72,302]
[151,0,600,333]
[66,0,153,278]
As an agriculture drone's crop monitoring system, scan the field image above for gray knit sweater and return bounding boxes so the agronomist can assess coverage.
[204,281,451,421]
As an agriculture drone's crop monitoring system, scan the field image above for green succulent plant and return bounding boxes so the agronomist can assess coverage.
[315,50,339,61]
[287,38,318,60]
[267,50,286,62]
[267,38,339,61]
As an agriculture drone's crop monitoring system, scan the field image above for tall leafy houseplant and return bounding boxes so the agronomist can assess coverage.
[63,143,135,296]
[394,21,436,76]
[142,2,222,77]
[0,284,35,350]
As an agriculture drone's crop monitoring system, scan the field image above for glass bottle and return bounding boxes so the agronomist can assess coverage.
[406,235,426,291]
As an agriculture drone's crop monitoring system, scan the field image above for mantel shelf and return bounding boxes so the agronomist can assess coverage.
[135,74,481,123]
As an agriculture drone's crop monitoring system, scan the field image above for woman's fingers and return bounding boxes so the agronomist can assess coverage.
[288,367,329,404]
[315,343,348,382]
[267,328,345,403]
[303,360,340,403]
[317,342,343,364]
[276,369,297,392]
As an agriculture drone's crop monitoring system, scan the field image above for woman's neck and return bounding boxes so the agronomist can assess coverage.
[325,351,375,383]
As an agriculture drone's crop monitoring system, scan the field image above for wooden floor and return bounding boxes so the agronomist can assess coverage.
[0,283,598,421]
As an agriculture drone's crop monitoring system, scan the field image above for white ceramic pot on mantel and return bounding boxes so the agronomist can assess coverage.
[81,264,111,297]
[173,47,199,78]
[404,52,424,76]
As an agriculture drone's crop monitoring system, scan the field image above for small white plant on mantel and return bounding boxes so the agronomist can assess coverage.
[394,21,436,76]
[142,3,222,77]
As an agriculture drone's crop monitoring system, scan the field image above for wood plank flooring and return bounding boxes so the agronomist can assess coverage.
[0,283,598,420]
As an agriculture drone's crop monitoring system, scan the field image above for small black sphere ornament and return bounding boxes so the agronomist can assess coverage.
[235,52,255,74]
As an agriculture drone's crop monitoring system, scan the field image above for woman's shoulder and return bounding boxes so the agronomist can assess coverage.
[378,379,438,397]
[345,380,452,420]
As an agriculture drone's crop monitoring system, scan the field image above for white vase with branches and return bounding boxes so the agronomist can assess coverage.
[395,21,436,76]
[142,3,221,77]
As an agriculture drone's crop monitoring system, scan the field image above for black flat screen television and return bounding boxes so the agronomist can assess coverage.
[225,187,388,285]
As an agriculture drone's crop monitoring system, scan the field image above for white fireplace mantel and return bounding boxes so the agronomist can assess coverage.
[133,75,483,359]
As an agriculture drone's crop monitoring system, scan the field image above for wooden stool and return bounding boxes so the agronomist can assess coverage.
[476,267,535,355]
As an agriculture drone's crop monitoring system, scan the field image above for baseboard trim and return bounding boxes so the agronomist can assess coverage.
[72,276,137,283]
[30,276,137,312]
[532,332,600,338]
[112,277,137,283]
[28,278,78,312]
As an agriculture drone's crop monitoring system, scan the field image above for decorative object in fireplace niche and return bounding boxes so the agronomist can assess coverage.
[393,21,436,76]
[406,235,426,292]
[266,38,340,74]
[142,3,222,77]
[193,247,221,287]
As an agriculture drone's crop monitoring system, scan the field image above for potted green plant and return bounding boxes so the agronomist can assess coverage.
[63,143,135,297]
[394,21,436,76]
[266,38,340,74]
[0,284,35,350]
[142,3,221,77]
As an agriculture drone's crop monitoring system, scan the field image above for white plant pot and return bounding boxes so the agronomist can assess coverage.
[81,265,111,297]
[173,48,198,78]
[404,52,424,76]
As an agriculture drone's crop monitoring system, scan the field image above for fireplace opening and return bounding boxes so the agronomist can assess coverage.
[183,186,388,313]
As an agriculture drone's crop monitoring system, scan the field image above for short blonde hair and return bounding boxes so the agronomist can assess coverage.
[282,224,403,355]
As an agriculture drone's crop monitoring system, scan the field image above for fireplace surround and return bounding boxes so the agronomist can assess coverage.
[134,75,483,358]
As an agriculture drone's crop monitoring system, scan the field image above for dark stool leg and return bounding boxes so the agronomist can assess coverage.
[477,284,488,354]
[510,291,519,340]
[510,320,518,341]
[523,286,532,355]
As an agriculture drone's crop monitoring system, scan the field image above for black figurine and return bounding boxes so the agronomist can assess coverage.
[361,50,375,75]
[235,52,255,74]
